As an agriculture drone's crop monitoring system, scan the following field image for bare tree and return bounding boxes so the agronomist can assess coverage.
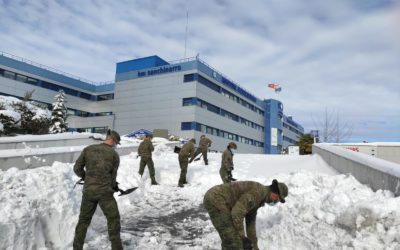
[312,107,353,143]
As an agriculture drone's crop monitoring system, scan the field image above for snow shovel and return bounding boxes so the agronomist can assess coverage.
[73,179,138,196]
[194,154,202,161]
[117,187,138,196]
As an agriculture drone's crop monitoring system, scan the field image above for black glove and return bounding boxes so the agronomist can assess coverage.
[243,237,252,250]
[112,182,119,192]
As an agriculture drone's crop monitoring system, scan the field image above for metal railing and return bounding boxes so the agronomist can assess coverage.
[170,54,263,104]
[0,51,114,86]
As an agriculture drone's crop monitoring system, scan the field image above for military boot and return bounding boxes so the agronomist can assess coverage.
[151,180,159,185]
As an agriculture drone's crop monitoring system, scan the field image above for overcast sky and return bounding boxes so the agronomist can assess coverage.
[0,0,399,142]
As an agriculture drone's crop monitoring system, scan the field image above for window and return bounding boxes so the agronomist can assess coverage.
[3,70,15,80]
[67,109,76,116]
[97,94,114,101]
[27,77,38,85]
[93,127,108,133]
[198,75,221,92]
[95,112,113,116]
[182,98,194,106]
[184,74,195,82]
[181,122,192,130]
[16,74,27,83]
[80,92,92,100]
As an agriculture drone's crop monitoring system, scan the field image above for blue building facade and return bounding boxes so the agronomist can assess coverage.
[0,52,304,153]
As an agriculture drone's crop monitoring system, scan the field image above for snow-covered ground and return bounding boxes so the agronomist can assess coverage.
[1,141,400,250]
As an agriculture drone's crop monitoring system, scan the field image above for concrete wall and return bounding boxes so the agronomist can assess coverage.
[0,137,100,150]
[331,143,400,164]
[313,144,400,196]
[0,137,180,171]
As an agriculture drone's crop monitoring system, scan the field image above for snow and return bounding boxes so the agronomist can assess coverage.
[316,143,400,177]
[329,142,400,146]
[0,109,21,121]
[1,140,400,249]
[0,132,102,143]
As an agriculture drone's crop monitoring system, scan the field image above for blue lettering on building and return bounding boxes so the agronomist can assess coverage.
[137,65,182,77]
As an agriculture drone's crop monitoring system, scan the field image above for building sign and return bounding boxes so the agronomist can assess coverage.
[137,65,182,77]
[288,146,299,155]
[271,128,278,146]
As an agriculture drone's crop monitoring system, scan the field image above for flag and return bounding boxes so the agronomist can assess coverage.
[268,83,282,93]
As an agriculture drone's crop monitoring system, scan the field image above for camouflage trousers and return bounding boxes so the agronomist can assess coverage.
[139,156,156,182]
[178,155,189,185]
[203,190,243,250]
[219,168,232,184]
[191,147,208,164]
[73,190,122,250]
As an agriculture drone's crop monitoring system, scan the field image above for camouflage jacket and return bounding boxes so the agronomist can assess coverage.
[179,141,195,159]
[199,137,212,150]
[207,181,270,249]
[138,140,154,157]
[74,143,120,193]
[221,148,233,171]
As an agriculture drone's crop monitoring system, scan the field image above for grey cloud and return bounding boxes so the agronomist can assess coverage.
[0,0,398,141]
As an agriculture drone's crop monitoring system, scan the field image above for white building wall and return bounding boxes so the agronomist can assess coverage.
[113,71,197,136]
[0,70,114,130]
[114,70,264,153]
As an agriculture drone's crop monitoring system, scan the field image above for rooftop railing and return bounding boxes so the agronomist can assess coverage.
[0,51,114,86]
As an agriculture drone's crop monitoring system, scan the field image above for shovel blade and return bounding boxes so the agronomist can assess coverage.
[118,187,138,196]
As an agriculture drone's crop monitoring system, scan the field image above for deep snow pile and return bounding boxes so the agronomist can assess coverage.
[1,142,400,249]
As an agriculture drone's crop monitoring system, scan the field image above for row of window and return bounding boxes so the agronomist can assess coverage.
[69,126,109,133]
[283,136,297,144]
[182,97,264,132]
[67,108,113,117]
[184,74,264,116]
[0,68,114,101]
[181,121,264,148]
[221,77,257,103]
[0,92,113,117]
[283,123,303,136]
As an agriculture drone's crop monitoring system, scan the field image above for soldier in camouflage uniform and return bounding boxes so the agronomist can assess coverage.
[138,134,158,185]
[190,135,212,165]
[178,138,196,187]
[73,130,123,250]
[220,142,237,183]
[203,180,288,250]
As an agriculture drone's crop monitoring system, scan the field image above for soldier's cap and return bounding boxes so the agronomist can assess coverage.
[228,142,237,149]
[190,138,196,144]
[270,179,288,203]
[107,129,121,144]
[146,134,154,138]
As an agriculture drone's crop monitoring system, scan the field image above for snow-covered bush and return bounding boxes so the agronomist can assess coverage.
[0,95,51,135]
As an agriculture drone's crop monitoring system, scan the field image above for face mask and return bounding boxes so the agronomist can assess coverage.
[231,149,237,154]
[268,202,277,207]
[112,144,117,149]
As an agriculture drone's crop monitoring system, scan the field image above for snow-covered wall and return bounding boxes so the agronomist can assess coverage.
[0,135,100,150]
[313,143,400,196]
[0,134,180,170]
[328,143,400,164]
